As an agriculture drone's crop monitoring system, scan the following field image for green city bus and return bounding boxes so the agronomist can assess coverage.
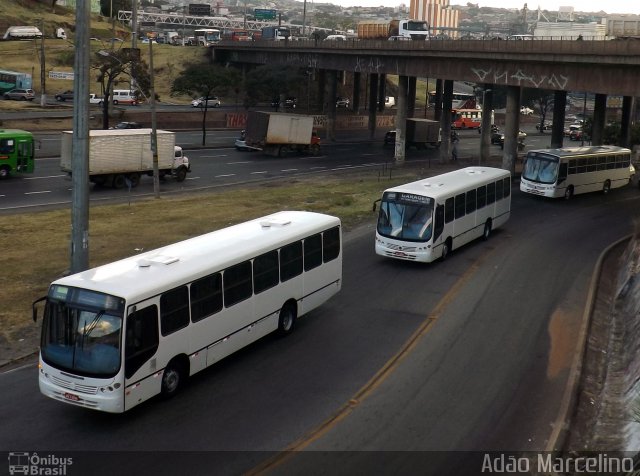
[0,129,35,178]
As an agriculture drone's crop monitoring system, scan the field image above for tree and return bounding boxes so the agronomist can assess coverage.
[92,48,151,129]
[523,88,554,133]
[171,64,240,146]
[244,65,307,109]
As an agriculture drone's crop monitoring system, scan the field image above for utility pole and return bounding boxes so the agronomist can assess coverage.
[70,0,91,273]
[148,36,160,198]
[40,18,46,107]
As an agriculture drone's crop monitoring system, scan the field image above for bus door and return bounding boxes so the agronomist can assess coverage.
[16,137,35,173]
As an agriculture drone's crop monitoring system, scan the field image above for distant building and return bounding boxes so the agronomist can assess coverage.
[57,0,101,14]
[410,0,459,38]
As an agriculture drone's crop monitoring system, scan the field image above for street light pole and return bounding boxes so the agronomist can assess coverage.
[148,36,160,198]
[70,0,91,273]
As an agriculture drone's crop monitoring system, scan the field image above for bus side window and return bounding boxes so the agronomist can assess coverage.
[444,197,454,223]
[558,163,568,183]
[434,204,445,241]
[454,193,466,219]
[160,286,190,336]
[125,305,159,379]
[323,226,341,262]
[304,234,323,271]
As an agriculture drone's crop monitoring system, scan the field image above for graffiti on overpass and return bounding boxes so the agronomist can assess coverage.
[471,67,569,90]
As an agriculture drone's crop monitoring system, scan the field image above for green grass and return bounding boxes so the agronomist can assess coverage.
[0,164,453,357]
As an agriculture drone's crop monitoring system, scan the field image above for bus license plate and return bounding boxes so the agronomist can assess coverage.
[64,392,80,402]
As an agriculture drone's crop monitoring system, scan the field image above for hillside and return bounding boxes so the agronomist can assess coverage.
[0,0,208,106]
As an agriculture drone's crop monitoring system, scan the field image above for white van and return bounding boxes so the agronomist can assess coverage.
[324,34,347,41]
[3,26,43,40]
[111,90,138,106]
[56,28,66,40]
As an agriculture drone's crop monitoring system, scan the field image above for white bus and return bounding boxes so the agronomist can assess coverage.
[520,146,633,199]
[195,28,221,46]
[374,167,511,263]
[33,211,342,413]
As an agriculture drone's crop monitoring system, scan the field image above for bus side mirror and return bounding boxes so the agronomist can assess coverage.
[372,199,381,212]
[32,296,47,322]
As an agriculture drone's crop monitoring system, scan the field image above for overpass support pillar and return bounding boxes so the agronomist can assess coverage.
[368,73,379,140]
[317,70,326,114]
[591,93,607,146]
[551,90,567,149]
[407,77,417,118]
[327,70,338,142]
[434,79,444,122]
[502,86,521,175]
[394,75,408,164]
[620,96,635,148]
[440,79,454,164]
[378,74,386,112]
[480,84,493,164]
[352,72,361,113]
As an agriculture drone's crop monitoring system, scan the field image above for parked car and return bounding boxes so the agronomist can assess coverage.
[55,90,74,101]
[191,96,221,108]
[110,122,143,129]
[564,123,582,137]
[569,129,589,141]
[336,97,350,108]
[536,121,552,131]
[3,88,35,101]
[520,106,534,115]
[271,97,297,109]
[499,130,527,149]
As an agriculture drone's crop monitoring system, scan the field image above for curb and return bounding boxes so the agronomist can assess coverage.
[545,234,632,452]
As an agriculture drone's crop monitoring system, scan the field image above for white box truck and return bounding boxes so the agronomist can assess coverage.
[60,129,190,188]
[244,111,320,157]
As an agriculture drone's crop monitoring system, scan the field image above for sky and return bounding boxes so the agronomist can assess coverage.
[335,0,639,15]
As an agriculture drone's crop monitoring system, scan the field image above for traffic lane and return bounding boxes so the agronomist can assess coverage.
[1,220,471,457]
[2,144,399,211]
[267,189,639,475]
[2,188,637,474]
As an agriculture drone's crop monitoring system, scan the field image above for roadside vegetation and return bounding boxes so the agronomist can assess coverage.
[0,164,442,360]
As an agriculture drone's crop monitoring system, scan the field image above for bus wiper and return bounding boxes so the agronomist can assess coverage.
[81,310,105,348]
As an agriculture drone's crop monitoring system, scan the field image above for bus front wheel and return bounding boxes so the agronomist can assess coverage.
[564,186,574,200]
[0,165,10,179]
[603,180,611,194]
[161,360,186,398]
[441,238,452,261]
[277,302,297,336]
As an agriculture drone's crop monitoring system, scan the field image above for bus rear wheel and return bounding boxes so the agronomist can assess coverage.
[603,180,611,194]
[277,302,297,336]
[483,220,492,241]
[0,165,10,179]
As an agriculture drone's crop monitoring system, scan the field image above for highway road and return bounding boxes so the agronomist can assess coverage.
[1,127,556,212]
[1,183,638,475]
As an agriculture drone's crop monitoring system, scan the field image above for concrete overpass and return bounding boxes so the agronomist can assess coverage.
[212,38,640,173]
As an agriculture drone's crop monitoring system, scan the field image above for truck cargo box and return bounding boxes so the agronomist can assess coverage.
[60,129,176,174]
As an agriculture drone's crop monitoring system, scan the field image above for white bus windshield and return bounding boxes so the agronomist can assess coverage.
[377,192,434,241]
[41,286,124,378]
[522,153,559,184]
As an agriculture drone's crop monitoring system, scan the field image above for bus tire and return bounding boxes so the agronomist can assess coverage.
[483,219,492,241]
[161,359,186,398]
[277,302,297,336]
[441,238,452,261]
[564,186,574,200]
[603,180,611,194]
[0,165,10,179]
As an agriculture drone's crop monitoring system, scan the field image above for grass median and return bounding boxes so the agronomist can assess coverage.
[0,163,448,362]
